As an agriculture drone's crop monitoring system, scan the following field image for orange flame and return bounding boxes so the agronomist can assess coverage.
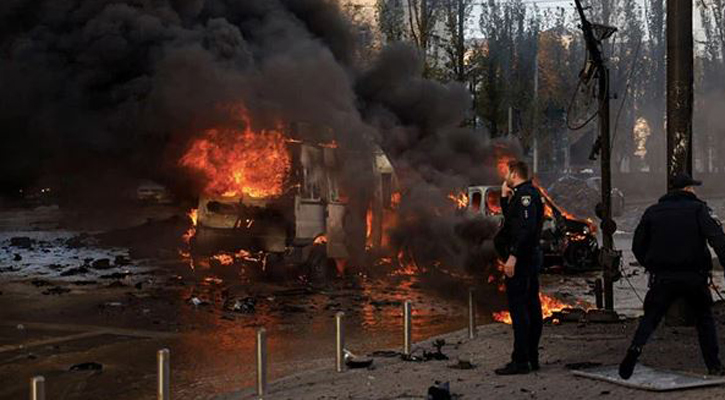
[180,108,291,199]
[365,205,373,249]
[534,180,597,233]
[182,208,198,245]
[394,249,422,276]
[391,192,402,209]
[493,293,569,324]
[448,191,469,209]
[212,253,234,266]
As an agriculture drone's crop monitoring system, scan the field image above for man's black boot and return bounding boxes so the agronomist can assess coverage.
[618,346,641,380]
[494,362,530,375]
[529,359,540,371]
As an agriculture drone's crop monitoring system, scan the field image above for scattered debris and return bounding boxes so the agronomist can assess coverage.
[226,297,256,314]
[69,362,103,372]
[427,381,453,400]
[0,266,20,273]
[550,308,587,323]
[114,255,131,266]
[189,297,209,307]
[13,254,22,261]
[91,258,112,270]
[424,339,449,361]
[99,272,130,280]
[344,350,374,369]
[60,266,90,276]
[10,237,34,249]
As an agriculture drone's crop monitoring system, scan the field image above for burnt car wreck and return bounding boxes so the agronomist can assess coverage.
[187,123,398,278]
[466,185,600,272]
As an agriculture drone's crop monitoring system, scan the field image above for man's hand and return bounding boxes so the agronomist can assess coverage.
[504,255,517,278]
[502,181,513,198]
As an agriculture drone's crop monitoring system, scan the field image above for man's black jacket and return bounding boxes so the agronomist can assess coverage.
[632,190,725,275]
[495,180,544,266]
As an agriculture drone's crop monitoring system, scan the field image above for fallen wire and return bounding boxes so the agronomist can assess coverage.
[619,257,645,304]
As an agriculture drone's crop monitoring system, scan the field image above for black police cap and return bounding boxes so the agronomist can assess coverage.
[671,172,702,190]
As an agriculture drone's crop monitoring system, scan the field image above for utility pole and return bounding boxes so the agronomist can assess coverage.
[666,0,693,186]
[574,0,619,312]
[533,45,539,174]
[665,0,694,326]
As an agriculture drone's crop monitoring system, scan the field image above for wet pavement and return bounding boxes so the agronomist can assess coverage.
[0,204,495,399]
[3,198,725,398]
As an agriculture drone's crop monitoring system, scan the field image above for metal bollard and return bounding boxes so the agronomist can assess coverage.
[468,288,477,339]
[157,349,170,400]
[256,328,268,398]
[403,300,412,355]
[335,312,345,372]
[30,376,45,400]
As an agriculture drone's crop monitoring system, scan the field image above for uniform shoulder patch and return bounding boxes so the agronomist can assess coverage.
[521,195,532,207]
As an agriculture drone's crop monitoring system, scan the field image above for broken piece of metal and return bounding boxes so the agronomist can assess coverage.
[343,350,373,369]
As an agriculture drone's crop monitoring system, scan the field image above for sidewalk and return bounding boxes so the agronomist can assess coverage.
[224,314,725,399]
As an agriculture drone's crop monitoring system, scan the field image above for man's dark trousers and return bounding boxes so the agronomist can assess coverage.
[506,267,543,365]
[631,273,720,369]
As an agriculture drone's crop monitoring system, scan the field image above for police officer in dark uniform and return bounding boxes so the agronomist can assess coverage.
[619,172,725,379]
[494,160,545,375]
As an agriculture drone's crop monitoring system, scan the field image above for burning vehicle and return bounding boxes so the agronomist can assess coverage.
[181,117,397,276]
[465,185,600,271]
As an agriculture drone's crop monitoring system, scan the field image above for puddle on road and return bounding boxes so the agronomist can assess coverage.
[168,272,486,396]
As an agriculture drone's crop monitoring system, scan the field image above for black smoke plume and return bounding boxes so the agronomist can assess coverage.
[0,0,517,271]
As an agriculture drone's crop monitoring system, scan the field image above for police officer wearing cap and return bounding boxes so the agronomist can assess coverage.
[619,172,725,379]
[494,160,545,375]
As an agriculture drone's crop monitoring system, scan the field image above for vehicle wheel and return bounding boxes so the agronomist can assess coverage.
[563,237,599,271]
